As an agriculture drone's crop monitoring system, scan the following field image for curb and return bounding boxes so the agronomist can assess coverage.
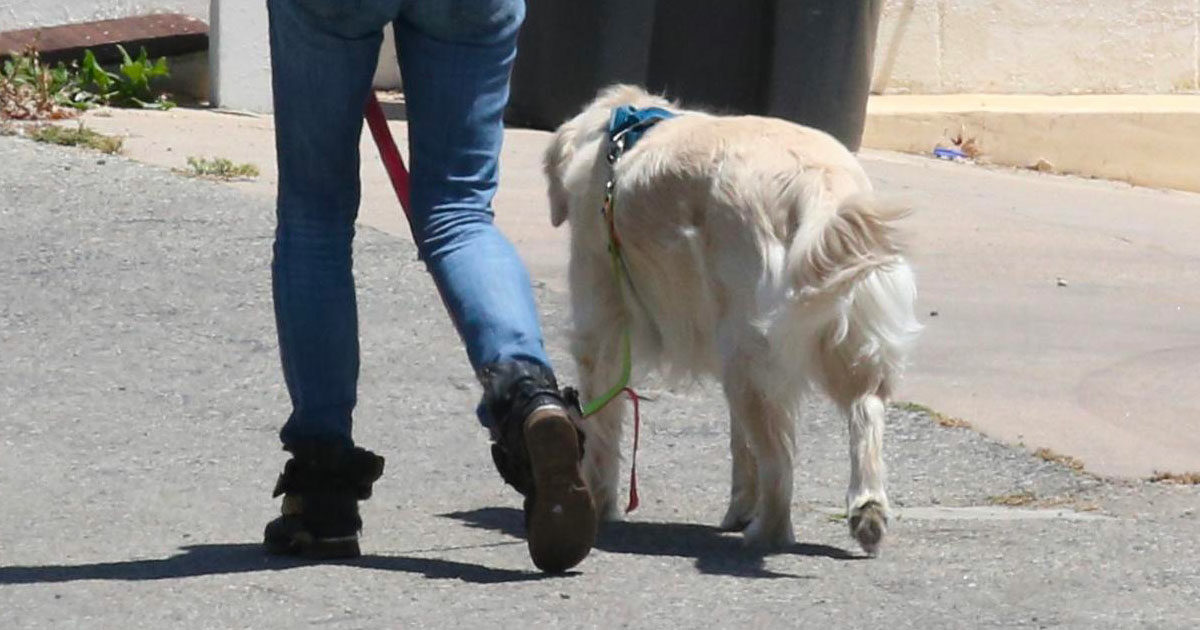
[863,94,1200,193]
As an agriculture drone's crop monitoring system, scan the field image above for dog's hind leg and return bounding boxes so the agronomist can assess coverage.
[820,334,894,556]
[841,393,890,556]
[820,264,919,556]
[721,345,796,548]
[719,411,758,531]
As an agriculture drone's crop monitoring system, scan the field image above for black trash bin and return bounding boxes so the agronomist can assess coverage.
[507,0,883,151]
[645,0,774,118]
[764,0,883,151]
[505,0,656,130]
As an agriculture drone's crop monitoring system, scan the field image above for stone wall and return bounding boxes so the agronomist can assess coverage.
[873,0,1200,94]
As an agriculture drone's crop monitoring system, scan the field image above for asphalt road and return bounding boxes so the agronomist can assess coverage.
[1,137,1197,628]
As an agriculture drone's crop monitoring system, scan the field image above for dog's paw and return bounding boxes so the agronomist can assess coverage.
[742,515,795,549]
[719,503,754,532]
[719,513,752,532]
[848,500,889,557]
[719,487,757,531]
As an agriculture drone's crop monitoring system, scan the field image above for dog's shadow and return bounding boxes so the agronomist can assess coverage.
[442,507,861,579]
[0,543,556,586]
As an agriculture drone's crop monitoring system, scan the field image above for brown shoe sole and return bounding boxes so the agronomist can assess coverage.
[523,406,597,573]
[264,533,361,560]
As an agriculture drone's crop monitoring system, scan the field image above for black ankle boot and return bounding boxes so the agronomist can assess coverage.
[263,442,385,559]
[480,361,596,573]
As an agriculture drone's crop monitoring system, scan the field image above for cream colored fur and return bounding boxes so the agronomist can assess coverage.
[544,85,921,554]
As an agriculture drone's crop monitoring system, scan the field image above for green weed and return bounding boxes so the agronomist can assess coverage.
[27,123,123,153]
[78,45,174,110]
[1,44,175,120]
[181,156,260,180]
[0,45,88,119]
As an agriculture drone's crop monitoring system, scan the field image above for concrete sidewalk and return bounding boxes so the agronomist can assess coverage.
[66,105,1200,480]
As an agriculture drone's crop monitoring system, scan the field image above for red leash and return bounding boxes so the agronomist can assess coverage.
[621,387,641,512]
[364,93,412,219]
[363,92,644,512]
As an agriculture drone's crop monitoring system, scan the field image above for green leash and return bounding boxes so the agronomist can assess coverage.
[579,235,634,417]
[575,105,676,512]
[577,188,642,513]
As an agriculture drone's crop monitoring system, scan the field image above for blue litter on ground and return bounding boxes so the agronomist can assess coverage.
[933,146,969,160]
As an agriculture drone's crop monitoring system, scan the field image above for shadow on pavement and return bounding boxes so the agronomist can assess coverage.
[0,543,558,585]
[443,507,860,579]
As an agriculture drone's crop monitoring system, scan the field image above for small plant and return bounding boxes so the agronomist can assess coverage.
[0,44,88,120]
[1148,471,1200,485]
[986,490,1037,507]
[1037,495,1101,512]
[78,45,174,110]
[893,401,972,429]
[2,43,175,120]
[26,122,123,154]
[947,126,981,159]
[1033,447,1085,473]
[181,156,260,180]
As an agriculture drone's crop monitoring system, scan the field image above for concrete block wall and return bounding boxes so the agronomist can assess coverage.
[873,0,1200,94]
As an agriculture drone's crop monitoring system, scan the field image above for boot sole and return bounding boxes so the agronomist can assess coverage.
[264,529,361,560]
[523,407,597,573]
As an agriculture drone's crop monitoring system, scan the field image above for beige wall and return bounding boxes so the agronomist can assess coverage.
[873,0,1200,94]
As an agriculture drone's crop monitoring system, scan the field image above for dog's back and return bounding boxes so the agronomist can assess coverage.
[608,114,916,390]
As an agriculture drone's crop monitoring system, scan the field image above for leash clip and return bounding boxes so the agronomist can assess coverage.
[607,134,627,165]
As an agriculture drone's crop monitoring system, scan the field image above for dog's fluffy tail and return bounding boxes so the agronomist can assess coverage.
[770,193,921,400]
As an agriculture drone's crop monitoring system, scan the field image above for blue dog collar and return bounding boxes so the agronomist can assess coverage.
[607,105,677,158]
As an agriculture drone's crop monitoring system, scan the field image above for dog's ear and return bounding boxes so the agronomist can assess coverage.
[547,177,570,227]
[544,124,576,227]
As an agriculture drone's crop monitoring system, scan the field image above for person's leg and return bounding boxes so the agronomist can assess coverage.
[264,0,393,558]
[270,0,386,448]
[394,1,595,572]
[393,2,549,378]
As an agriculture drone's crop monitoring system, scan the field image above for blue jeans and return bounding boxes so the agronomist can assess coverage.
[268,0,550,448]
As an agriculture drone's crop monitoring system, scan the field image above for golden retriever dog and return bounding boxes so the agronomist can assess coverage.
[544,85,921,555]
